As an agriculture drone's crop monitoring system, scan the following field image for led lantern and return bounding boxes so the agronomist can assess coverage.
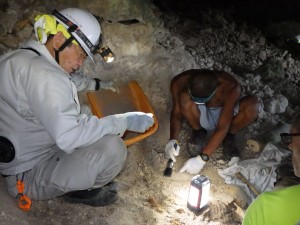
[187,175,210,212]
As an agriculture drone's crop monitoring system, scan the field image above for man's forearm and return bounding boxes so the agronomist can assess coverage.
[169,114,181,140]
[201,128,228,156]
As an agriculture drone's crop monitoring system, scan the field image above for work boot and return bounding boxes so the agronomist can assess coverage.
[187,129,208,157]
[104,181,118,192]
[222,133,239,160]
[64,181,118,207]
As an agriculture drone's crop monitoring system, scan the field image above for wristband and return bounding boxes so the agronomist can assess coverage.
[199,152,209,162]
[94,78,101,91]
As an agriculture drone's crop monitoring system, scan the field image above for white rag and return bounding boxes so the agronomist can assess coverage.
[218,143,291,204]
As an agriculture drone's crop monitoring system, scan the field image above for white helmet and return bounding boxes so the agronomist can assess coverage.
[53,8,101,63]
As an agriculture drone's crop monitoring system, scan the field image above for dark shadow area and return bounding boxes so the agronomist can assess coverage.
[153,0,300,59]
[153,0,300,24]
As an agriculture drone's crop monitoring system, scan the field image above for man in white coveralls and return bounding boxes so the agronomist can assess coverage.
[0,8,154,207]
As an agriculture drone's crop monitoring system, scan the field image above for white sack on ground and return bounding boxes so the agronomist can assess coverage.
[218,143,291,204]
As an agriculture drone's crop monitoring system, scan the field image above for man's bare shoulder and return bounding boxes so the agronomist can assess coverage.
[216,71,239,84]
[171,69,239,95]
[172,69,213,84]
[171,70,195,90]
[172,69,198,79]
[200,71,239,106]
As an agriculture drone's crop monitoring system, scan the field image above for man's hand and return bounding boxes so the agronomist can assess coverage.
[123,112,154,133]
[165,140,180,162]
[100,80,119,92]
[179,155,206,174]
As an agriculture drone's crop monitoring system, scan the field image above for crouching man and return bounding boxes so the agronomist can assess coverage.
[0,8,154,208]
[165,69,259,174]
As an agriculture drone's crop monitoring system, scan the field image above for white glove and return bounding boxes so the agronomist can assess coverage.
[179,155,206,174]
[123,112,154,133]
[100,80,119,92]
[165,140,180,162]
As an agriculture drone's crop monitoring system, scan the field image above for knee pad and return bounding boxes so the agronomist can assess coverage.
[0,137,15,163]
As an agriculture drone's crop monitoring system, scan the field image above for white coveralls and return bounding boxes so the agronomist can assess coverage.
[0,40,128,200]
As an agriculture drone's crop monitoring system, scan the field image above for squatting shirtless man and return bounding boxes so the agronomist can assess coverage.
[165,69,259,174]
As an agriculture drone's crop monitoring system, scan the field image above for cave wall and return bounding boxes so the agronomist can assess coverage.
[154,0,300,57]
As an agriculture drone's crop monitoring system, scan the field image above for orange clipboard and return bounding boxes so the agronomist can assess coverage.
[87,80,158,146]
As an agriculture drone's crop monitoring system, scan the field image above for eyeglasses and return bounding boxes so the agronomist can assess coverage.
[280,133,300,145]
[188,88,216,105]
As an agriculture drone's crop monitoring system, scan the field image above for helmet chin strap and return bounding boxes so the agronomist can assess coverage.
[54,36,75,64]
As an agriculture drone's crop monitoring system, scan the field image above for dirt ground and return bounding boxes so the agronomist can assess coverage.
[0,118,248,225]
[0,139,245,225]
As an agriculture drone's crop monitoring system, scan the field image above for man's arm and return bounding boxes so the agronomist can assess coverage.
[169,97,182,141]
[165,74,191,162]
[71,71,118,92]
[169,76,186,141]
[202,84,241,156]
[71,70,96,92]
